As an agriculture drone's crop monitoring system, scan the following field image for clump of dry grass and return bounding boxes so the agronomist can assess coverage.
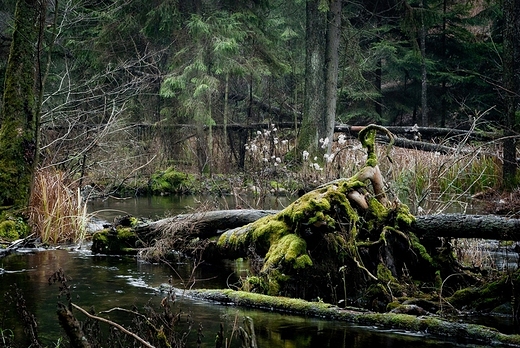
[382,144,501,214]
[28,169,88,244]
[242,126,502,216]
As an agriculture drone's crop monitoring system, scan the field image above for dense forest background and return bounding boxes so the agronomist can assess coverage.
[0,0,518,192]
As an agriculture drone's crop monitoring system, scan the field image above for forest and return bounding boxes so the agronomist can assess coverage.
[0,0,520,346]
[0,0,518,195]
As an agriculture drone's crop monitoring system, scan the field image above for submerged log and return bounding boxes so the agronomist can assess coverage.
[181,288,520,347]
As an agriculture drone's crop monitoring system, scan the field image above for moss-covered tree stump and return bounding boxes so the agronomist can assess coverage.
[217,125,445,307]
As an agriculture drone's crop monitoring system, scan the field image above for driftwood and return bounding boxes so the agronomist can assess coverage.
[134,210,520,243]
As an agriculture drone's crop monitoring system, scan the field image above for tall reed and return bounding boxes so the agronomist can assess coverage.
[28,169,88,244]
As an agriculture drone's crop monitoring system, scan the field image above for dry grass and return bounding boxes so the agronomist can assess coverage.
[28,169,89,244]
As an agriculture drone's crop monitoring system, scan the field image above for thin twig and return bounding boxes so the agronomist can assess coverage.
[71,303,155,348]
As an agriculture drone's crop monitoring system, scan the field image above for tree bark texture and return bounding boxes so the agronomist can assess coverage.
[0,0,40,210]
[502,0,519,187]
[324,0,341,154]
[412,213,520,241]
[299,0,327,155]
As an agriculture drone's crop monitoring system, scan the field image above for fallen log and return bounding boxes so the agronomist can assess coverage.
[134,209,278,240]
[412,213,520,240]
[180,288,520,347]
[130,211,520,243]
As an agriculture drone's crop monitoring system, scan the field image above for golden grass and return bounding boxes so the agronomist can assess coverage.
[28,169,88,244]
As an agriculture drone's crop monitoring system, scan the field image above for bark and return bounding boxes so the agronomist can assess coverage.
[324,0,341,154]
[134,209,278,240]
[412,214,520,241]
[420,0,428,127]
[298,0,327,155]
[346,125,496,141]
[502,0,519,187]
[0,0,40,210]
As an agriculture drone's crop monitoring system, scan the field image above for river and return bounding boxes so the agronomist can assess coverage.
[0,195,512,347]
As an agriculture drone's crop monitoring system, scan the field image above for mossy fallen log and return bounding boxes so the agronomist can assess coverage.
[180,288,520,347]
[126,211,520,246]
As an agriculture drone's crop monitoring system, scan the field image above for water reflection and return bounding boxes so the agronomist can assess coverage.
[0,249,494,347]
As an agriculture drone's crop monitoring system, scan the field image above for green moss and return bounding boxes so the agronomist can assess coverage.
[149,167,195,194]
[0,220,19,240]
[395,204,415,226]
[0,217,29,241]
[263,234,312,271]
[251,217,289,245]
[377,264,396,283]
[91,228,139,255]
[409,232,435,265]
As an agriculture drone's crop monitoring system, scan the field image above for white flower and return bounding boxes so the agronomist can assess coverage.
[312,163,323,171]
[319,137,329,149]
[326,153,334,163]
[273,128,277,132]
[281,139,288,145]
[313,156,318,161]
[250,144,258,152]
[257,130,262,135]
[273,137,279,144]
[302,150,310,161]
[275,157,281,163]
[434,151,440,157]
[338,134,347,145]
[263,158,269,162]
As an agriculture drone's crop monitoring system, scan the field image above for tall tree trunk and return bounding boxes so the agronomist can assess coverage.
[324,0,341,154]
[0,0,41,212]
[502,0,519,188]
[299,0,327,156]
[420,0,428,127]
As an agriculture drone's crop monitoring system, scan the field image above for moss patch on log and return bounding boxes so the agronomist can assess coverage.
[91,227,140,255]
[185,288,520,347]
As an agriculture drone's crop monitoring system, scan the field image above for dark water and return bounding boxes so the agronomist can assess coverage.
[1,249,483,348]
